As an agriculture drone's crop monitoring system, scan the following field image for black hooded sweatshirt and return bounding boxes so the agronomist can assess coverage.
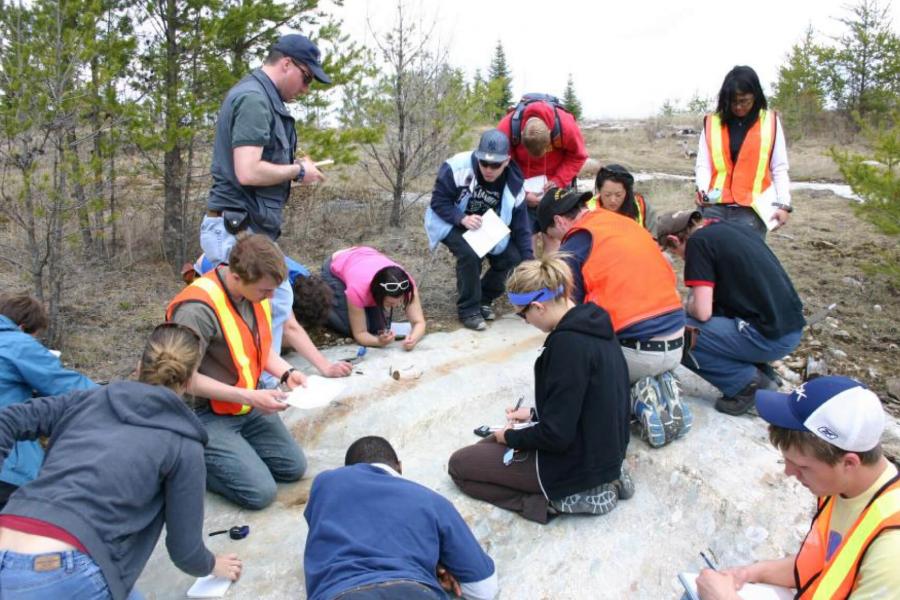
[504,303,630,500]
[0,381,215,600]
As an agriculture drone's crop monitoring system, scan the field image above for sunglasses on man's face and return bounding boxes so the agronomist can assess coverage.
[379,280,410,293]
[290,59,314,85]
[478,160,503,170]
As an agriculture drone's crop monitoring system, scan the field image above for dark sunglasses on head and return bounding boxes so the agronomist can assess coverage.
[478,159,503,170]
[290,59,314,85]
[379,280,410,293]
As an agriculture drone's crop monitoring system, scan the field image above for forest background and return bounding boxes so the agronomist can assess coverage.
[1,0,898,405]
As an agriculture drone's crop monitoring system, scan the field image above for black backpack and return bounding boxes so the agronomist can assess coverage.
[508,93,570,148]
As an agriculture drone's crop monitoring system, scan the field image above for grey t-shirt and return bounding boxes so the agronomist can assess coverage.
[231,92,274,148]
[170,294,261,410]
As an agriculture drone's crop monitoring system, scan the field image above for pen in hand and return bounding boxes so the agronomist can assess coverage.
[700,551,718,571]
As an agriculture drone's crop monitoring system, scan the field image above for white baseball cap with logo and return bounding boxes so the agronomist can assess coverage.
[755,375,885,452]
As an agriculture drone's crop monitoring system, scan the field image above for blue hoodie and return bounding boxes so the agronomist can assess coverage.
[0,314,95,487]
[0,381,215,600]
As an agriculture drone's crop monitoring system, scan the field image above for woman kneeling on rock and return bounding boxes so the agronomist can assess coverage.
[448,256,633,523]
[319,246,426,351]
[0,323,241,600]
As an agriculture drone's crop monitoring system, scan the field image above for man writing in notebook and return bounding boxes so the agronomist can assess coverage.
[696,376,900,599]
[424,129,532,331]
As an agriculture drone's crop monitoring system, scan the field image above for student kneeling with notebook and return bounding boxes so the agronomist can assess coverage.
[696,376,900,599]
[448,256,633,523]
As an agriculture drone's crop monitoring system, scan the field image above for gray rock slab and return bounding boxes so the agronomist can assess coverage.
[136,317,850,599]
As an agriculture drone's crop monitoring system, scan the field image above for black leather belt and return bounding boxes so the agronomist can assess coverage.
[619,337,684,352]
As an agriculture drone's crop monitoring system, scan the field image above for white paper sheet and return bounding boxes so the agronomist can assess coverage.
[462,209,510,258]
[284,375,346,410]
[390,322,412,337]
[187,575,232,598]
[678,572,793,600]
[752,187,780,231]
[524,175,547,194]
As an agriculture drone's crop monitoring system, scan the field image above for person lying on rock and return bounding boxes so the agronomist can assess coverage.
[167,233,307,510]
[696,376,899,599]
[0,322,241,600]
[183,253,352,379]
[537,187,691,447]
[448,256,633,523]
[0,293,96,510]
[316,246,426,351]
[304,436,498,600]
[424,128,533,332]
[657,209,804,416]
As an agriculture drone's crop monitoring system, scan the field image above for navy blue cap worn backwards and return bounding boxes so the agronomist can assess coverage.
[474,129,510,163]
[272,33,331,85]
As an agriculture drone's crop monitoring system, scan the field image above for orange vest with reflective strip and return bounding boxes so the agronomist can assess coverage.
[585,193,648,230]
[704,109,776,206]
[166,269,273,416]
[794,474,900,599]
[564,209,682,332]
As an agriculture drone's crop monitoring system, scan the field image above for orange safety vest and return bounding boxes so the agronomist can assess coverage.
[794,474,900,599]
[563,209,682,332]
[586,193,648,230]
[704,109,776,206]
[166,268,272,416]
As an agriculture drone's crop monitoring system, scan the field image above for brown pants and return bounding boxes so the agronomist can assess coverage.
[448,438,549,524]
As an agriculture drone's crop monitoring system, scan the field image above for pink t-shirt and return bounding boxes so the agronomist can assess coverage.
[330,247,415,308]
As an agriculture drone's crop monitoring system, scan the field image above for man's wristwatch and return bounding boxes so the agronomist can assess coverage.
[772,203,793,213]
[280,367,296,385]
[294,163,306,183]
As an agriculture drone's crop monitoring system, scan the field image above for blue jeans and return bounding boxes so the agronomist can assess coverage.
[197,408,307,510]
[334,580,444,599]
[0,550,143,600]
[700,204,767,237]
[199,215,293,387]
[685,316,802,396]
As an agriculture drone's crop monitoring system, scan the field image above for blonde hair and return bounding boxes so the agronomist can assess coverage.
[139,323,202,390]
[522,118,551,158]
[506,255,573,305]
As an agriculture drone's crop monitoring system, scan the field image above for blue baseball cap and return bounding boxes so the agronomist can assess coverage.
[474,129,510,162]
[272,34,331,84]
[755,376,885,452]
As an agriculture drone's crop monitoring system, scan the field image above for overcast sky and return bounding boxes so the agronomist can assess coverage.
[331,0,900,119]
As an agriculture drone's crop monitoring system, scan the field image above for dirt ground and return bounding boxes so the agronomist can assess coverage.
[2,121,897,413]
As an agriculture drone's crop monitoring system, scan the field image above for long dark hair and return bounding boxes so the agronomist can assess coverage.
[594,164,638,220]
[370,265,414,308]
[715,65,767,124]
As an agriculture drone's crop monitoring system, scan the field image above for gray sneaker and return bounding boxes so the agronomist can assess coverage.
[461,314,487,331]
[656,370,692,439]
[550,484,619,515]
[480,305,496,321]
[613,465,635,500]
[631,377,669,448]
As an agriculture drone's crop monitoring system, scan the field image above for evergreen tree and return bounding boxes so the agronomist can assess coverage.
[562,74,583,121]
[819,0,900,118]
[487,40,513,119]
[772,25,828,137]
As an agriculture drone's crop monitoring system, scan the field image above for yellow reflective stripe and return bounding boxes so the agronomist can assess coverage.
[636,196,645,227]
[752,109,774,198]
[586,196,598,211]
[813,487,900,599]
[708,114,728,193]
[193,278,255,391]
[260,298,272,328]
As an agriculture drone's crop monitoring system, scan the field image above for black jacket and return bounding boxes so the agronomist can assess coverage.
[0,381,215,600]
[505,303,630,500]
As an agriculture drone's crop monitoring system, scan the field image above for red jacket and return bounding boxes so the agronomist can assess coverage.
[497,102,588,188]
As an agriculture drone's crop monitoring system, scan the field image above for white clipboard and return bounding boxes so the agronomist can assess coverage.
[462,210,510,258]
